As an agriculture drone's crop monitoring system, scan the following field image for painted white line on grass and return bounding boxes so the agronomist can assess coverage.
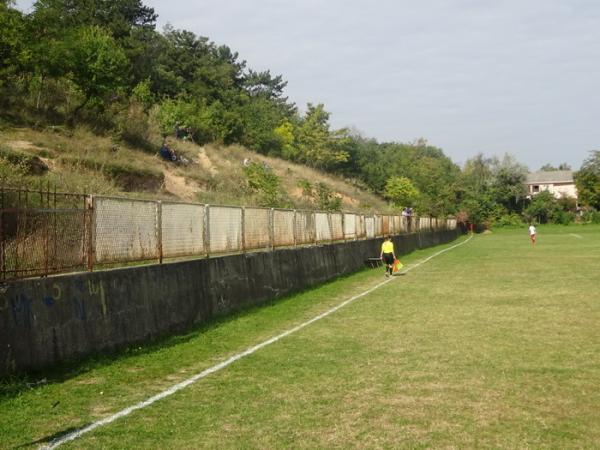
[41,234,473,449]
[569,233,583,239]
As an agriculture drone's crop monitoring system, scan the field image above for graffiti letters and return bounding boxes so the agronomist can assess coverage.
[11,294,34,328]
[88,280,107,316]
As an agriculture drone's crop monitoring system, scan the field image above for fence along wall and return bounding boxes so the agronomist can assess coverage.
[1,228,463,375]
[90,196,455,264]
[1,189,457,281]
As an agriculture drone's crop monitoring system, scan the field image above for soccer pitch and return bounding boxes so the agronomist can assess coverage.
[1,226,599,448]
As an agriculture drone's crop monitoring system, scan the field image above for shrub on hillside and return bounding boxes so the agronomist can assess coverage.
[113,101,154,151]
[296,179,342,211]
[243,162,291,208]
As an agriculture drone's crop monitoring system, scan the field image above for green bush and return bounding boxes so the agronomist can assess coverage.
[493,213,523,228]
[113,102,154,151]
[523,191,559,224]
[581,209,600,224]
[295,179,342,211]
[0,146,49,175]
[553,210,575,225]
[0,155,28,185]
[243,162,290,208]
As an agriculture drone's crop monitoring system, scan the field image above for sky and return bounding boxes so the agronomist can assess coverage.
[15,0,600,170]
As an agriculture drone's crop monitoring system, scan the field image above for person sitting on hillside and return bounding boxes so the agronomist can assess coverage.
[160,142,177,161]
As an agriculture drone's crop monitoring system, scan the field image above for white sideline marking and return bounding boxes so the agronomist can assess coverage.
[569,233,583,239]
[41,234,473,449]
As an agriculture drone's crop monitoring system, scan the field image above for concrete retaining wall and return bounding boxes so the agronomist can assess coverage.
[0,229,461,376]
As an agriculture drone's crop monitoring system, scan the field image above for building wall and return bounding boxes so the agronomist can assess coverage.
[527,182,578,199]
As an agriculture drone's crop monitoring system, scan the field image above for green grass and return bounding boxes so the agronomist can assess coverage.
[1,226,599,448]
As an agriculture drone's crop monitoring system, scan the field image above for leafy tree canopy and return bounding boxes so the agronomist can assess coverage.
[575,150,600,209]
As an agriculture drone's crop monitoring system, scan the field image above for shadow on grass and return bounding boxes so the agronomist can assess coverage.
[11,425,89,449]
[0,268,374,401]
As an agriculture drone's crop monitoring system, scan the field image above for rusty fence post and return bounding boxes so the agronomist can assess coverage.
[293,210,297,247]
[241,206,246,253]
[157,200,163,264]
[269,208,274,252]
[204,204,210,258]
[86,195,95,271]
[41,181,49,276]
[313,211,317,245]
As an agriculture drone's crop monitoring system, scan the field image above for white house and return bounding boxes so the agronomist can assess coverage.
[524,170,578,199]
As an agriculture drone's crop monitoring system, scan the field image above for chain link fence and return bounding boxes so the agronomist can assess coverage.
[0,186,88,280]
[244,206,271,251]
[1,186,458,281]
[161,202,206,259]
[93,197,159,264]
[273,209,295,248]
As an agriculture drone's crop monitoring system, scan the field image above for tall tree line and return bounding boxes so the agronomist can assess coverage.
[2,0,595,223]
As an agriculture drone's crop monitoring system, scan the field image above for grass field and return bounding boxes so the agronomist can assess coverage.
[1,225,599,449]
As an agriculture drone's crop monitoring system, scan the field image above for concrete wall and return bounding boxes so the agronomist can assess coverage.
[0,229,461,376]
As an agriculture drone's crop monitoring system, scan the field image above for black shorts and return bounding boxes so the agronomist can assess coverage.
[382,253,394,265]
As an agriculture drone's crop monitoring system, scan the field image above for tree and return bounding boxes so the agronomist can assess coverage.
[462,153,494,196]
[384,176,419,209]
[0,1,25,86]
[540,162,571,171]
[295,104,349,169]
[64,26,130,114]
[489,154,528,212]
[523,191,560,224]
[29,0,157,39]
[239,95,285,154]
[0,2,29,117]
[575,150,600,209]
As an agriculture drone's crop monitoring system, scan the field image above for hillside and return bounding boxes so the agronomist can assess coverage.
[0,126,391,213]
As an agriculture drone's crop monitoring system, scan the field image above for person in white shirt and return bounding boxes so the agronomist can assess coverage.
[528,224,537,246]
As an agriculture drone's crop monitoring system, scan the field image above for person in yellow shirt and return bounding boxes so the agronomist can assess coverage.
[380,236,396,277]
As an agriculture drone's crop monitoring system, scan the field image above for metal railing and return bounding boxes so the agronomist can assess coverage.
[0,185,457,281]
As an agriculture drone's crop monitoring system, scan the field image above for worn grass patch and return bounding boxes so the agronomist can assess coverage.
[1,227,599,448]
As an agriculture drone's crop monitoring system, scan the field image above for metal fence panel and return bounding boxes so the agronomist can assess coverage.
[375,215,383,237]
[400,216,408,233]
[273,209,295,247]
[209,205,242,254]
[391,215,400,234]
[355,215,362,239]
[382,215,390,236]
[94,197,158,263]
[161,202,205,258]
[1,209,87,280]
[358,214,367,239]
[365,216,375,239]
[330,213,344,241]
[244,207,270,250]
[343,213,356,240]
[295,210,315,245]
[315,212,331,242]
